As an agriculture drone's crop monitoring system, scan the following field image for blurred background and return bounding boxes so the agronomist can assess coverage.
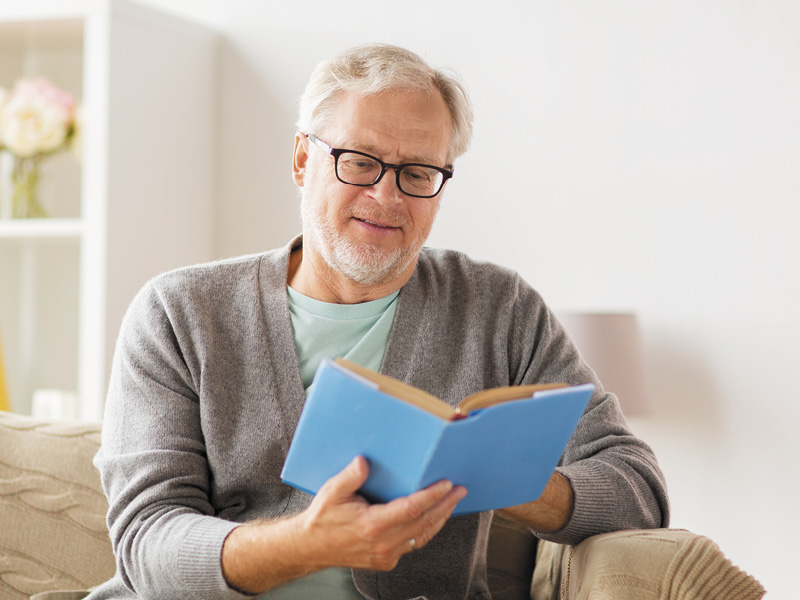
[2,1,797,596]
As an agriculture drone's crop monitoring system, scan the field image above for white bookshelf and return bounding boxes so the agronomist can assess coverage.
[0,0,217,420]
[0,219,85,238]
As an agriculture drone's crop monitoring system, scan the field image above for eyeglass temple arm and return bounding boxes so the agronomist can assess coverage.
[304,133,333,155]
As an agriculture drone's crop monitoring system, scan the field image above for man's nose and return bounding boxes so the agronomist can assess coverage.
[369,169,404,206]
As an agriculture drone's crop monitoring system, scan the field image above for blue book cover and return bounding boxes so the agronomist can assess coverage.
[280,359,594,515]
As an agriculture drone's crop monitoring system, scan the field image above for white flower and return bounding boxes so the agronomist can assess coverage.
[0,86,7,150]
[0,77,76,158]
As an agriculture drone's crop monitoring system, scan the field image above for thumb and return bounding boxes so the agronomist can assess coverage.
[318,456,370,502]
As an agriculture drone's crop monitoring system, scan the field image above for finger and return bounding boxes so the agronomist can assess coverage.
[369,483,466,557]
[379,479,457,523]
[316,456,370,503]
[407,486,468,551]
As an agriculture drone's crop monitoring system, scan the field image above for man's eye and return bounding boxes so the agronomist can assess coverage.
[403,167,432,182]
[342,158,377,170]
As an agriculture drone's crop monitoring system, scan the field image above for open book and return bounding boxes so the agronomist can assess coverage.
[281,358,594,515]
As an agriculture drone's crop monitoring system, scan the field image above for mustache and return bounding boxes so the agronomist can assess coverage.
[342,205,412,229]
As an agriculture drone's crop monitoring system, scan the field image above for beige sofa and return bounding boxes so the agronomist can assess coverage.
[0,411,765,600]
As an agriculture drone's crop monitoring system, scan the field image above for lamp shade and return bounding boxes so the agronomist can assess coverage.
[557,312,651,416]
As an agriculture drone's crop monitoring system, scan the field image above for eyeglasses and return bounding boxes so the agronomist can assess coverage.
[305,133,453,199]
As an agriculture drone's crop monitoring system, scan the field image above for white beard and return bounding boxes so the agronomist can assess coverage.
[300,187,431,287]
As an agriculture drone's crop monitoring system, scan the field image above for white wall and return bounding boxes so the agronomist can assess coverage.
[135,1,799,597]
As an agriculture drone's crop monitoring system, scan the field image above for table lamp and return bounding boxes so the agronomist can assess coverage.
[557,312,652,416]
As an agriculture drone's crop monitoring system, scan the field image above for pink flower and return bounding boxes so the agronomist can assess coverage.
[14,77,76,114]
[0,77,77,158]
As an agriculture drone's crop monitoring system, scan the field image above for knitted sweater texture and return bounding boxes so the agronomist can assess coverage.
[89,238,669,600]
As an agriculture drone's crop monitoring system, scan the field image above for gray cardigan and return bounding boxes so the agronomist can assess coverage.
[90,238,669,600]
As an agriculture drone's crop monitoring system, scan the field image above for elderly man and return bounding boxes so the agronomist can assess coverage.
[89,44,668,600]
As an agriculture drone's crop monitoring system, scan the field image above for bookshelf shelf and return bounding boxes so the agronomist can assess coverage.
[0,219,84,239]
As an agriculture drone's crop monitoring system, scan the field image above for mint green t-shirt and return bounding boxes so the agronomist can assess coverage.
[258,286,400,600]
[287,286,400,391]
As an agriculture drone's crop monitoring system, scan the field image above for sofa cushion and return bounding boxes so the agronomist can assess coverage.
[0,412,115,600]
[532,528,766,600]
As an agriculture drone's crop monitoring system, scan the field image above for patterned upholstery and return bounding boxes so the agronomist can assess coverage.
[532,529,766,600]
[0,412,115,600]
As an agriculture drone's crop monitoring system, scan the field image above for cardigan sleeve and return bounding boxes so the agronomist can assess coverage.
[93,281,251,600]
[509,278,670,545]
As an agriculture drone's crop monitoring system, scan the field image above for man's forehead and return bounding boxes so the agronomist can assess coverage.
[322,90,452,164]
[338,137,445,165]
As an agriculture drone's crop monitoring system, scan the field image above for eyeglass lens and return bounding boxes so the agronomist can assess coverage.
[336,152,445,198]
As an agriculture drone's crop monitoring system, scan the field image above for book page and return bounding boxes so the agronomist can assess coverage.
[456,383,567,415]
[335,358,457,420]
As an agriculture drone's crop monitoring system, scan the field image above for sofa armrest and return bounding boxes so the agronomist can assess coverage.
[532,529,765,600]
[0,412,115,600]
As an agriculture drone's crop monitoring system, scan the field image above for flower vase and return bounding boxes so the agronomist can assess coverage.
[10,156,47,219]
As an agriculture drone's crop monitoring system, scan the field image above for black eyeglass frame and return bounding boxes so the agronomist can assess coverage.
[305,133,453,199]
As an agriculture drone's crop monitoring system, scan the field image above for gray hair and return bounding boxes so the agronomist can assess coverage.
[297,43,473,163]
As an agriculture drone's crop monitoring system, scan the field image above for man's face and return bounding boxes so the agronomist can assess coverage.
[293,89,452,288]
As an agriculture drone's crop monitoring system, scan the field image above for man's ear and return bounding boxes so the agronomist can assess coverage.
[292,133,309,187]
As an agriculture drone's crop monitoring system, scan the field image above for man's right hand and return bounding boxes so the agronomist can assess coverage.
[221,456,467,595]
[301,455,467,570]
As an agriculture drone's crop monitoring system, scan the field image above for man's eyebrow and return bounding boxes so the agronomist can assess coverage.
[342,139,444,167]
